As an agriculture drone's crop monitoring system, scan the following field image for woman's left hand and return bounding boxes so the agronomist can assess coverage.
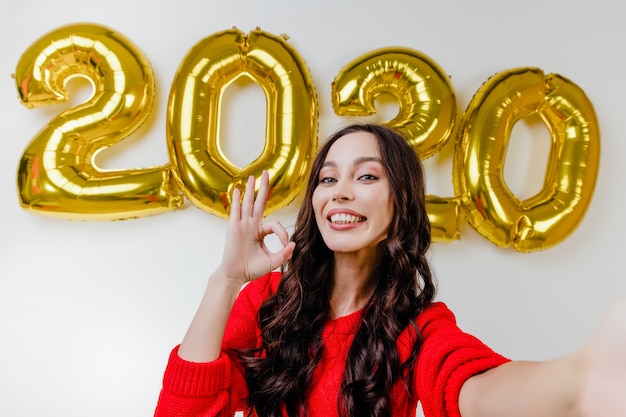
[581,298,626,416]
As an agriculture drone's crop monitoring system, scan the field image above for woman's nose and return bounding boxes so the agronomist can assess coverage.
[332,181,353,201]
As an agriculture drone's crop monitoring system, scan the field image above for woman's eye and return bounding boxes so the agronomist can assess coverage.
[319,177,336,184]
[359,174,378,181]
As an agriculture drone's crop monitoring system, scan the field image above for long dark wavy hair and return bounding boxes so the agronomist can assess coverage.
[240,124,437,417]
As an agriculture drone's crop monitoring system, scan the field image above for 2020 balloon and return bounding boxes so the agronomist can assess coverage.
[13,23,600,251]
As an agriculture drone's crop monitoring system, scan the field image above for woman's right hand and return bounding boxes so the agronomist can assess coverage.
[177,171,295,362]
[218,170,295,284]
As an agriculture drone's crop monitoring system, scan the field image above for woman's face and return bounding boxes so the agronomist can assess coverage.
[312,131,394,256]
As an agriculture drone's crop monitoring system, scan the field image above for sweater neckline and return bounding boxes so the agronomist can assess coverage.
[324,308,364,335]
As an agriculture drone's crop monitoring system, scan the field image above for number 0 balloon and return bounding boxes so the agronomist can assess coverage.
[454,67,600,252]
[167,28,318,218]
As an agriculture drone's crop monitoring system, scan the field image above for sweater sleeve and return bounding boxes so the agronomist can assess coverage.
[153,273,280,417]
[154,346,236,417]
[415,302,510,417]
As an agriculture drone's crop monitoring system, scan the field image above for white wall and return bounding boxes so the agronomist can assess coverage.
[1,1,624,416]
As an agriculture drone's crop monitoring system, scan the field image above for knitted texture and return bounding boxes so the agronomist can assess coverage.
[154,272,509,417]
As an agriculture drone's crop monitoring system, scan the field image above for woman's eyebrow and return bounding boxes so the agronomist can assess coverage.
[321,156,383,168]
[353,156,383,165]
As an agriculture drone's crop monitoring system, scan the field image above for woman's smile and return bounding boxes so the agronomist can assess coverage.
[327,209,366,227]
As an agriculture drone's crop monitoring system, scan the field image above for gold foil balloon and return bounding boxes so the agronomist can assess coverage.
[167,27,318,218]
[426,196,462,242]
[15,23,183,220]
[331,47,457,159]
[332,47,460,242]
[453,67,600,252]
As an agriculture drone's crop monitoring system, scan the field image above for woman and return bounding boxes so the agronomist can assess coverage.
[154,124,625,417]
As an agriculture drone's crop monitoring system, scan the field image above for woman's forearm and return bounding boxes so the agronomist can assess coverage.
[177,270,245,362]
[459,352,583,417]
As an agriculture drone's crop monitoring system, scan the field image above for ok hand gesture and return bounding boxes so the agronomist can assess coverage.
[218,171,295,284]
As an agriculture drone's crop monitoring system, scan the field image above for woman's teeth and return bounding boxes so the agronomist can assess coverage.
[330,213,365,224]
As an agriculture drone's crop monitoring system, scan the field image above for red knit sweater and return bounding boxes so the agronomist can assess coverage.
[154,272,509,417]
